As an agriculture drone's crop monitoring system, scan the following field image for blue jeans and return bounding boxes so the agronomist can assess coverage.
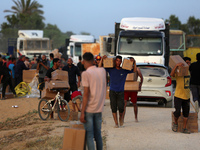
[84,112,103,150]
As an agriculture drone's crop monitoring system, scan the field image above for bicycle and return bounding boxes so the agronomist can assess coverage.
[38,89,70,121]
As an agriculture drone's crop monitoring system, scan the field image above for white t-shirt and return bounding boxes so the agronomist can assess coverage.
[81,66,106,113]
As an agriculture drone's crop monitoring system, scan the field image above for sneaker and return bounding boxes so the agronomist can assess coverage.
[194,101,199,113]
[172,122,178,132]
[182,128,190,134]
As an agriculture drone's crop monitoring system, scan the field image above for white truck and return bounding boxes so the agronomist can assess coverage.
[103,17,170,66]
[17,30,52,58]
[67,35,95,64]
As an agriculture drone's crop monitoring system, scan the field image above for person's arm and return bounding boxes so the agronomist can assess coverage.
[137,68,143,91]
[77,76,81,88]
[98,55,107,67]
[40,62,49,70]
[44,69,51,82]
[80,86,90,123]
[170,63,184,77]
[132,59,137,73]
[76,67,81,87]
[36,62,40,71]
[0,75,3,84]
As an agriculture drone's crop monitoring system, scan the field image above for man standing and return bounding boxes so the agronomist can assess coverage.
[62,58,80,102]
[15,55,29,86]
[0,61,16,100]
[171,62,190,134]
[101,55,134,128]
[45,58,60,81]
[189,53,200,113]
[37,55,50,99]
[123,57,143,122]
[80,52,106,150]
[8,57,16,87]
[49,53,54,68]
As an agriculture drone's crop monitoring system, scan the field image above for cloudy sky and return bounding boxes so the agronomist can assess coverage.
[0,0,199,38]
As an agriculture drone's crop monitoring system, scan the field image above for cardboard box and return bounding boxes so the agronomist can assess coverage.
[46,80,70,90]
[41,88,64,99]
[103,57,115,68]
[124,81,140,91]
[126,72,137,81]
[122,58,134,71]
[61,128,85,150]
[52,49,62,59]
[169,55,189,76]
[23,69,36,83]
[171,111,198,133]
[51,70,68,81]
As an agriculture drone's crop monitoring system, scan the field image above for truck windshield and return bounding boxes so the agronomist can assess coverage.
[118,37,162,55]
[24,40,49,50]
[74,43,81,56]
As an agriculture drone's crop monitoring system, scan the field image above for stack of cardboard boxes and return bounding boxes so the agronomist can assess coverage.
[172,111,198,133]
[123,58,140,91]
[169,55,189,76]
[23,69,37,83]
[51,49,62,59]
[41,70,70,99]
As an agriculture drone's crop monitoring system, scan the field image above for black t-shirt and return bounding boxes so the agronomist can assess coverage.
[45,68,55,79]
[189,61,200,85]
[62,64,80,84]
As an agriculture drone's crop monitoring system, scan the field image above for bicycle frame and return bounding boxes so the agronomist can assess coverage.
[46,92,63,111]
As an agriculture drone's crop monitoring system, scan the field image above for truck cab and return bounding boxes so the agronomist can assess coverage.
[17,30,51,58]
[67,35,95,64]
[104,17,170,67]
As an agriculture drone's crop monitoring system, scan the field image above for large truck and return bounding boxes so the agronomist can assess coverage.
[17,30,52,58]
[67,35,96,64]
[103,17,170,66]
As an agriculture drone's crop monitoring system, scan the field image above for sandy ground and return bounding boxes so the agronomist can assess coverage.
[102,100,200,150]
[1,97,200,150]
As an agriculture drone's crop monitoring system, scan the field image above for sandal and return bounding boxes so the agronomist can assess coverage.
[172,122,178,132]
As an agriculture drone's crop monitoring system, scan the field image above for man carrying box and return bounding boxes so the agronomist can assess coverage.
[123,57,143,123]
[80,52,106,150]
[45,58,60,81]
[171,61,191,134]
[100,55,135,128]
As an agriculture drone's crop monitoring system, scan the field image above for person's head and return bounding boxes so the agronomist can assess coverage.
[25,57,29,61]
[196,53,200,61]
[183,57,191,66]
[50,53,54,60]
[95,55,101,65]
[115,55,122,67]
[67,58,73,66]
[53,58,60,69]
[41,55,46,61]
[79,56,82,62]
[20,55,26,61]
[11,57,16,64]
[83,52,94,69]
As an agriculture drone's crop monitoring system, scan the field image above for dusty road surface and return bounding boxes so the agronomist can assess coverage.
[0,97,200,150]
[102,100,200,150]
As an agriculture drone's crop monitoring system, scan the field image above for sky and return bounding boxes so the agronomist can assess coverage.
[0,0,200,39]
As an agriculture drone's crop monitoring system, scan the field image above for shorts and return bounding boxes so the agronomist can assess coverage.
[109,90,124,113]
[124,91,138,103]
[173,96,190,118]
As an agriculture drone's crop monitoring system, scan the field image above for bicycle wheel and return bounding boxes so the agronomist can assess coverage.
[57,99,70,121]
[38,99,51,120]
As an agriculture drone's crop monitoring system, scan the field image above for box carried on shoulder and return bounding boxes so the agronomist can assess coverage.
[122,58,133,71]
[103,57,115,68]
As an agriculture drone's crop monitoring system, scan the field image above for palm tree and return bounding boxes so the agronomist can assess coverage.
[4,0,44,19]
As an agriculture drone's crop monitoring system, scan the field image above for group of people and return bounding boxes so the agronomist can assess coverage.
[171,53,200,134]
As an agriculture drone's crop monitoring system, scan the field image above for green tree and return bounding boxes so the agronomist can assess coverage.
[4,0,44,19]
[187,16,200,35]
[80,31,91,35]
[165,15,181,29]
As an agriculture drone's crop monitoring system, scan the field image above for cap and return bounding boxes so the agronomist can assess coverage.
[95,55,101,60]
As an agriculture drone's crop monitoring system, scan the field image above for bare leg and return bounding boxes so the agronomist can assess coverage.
[133,103,138,122]
[183,117,188,129]
[119,112,123,126]
[122,100,127,123]
[112,113,119,127]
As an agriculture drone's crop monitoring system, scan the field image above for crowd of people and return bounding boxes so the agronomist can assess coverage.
[1,52,200,149]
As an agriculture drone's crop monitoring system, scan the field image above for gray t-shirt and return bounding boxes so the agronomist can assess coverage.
[39,61,50,78]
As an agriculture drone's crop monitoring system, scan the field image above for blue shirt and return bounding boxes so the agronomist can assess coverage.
[106,68,133,92]
[8,63,15,78]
